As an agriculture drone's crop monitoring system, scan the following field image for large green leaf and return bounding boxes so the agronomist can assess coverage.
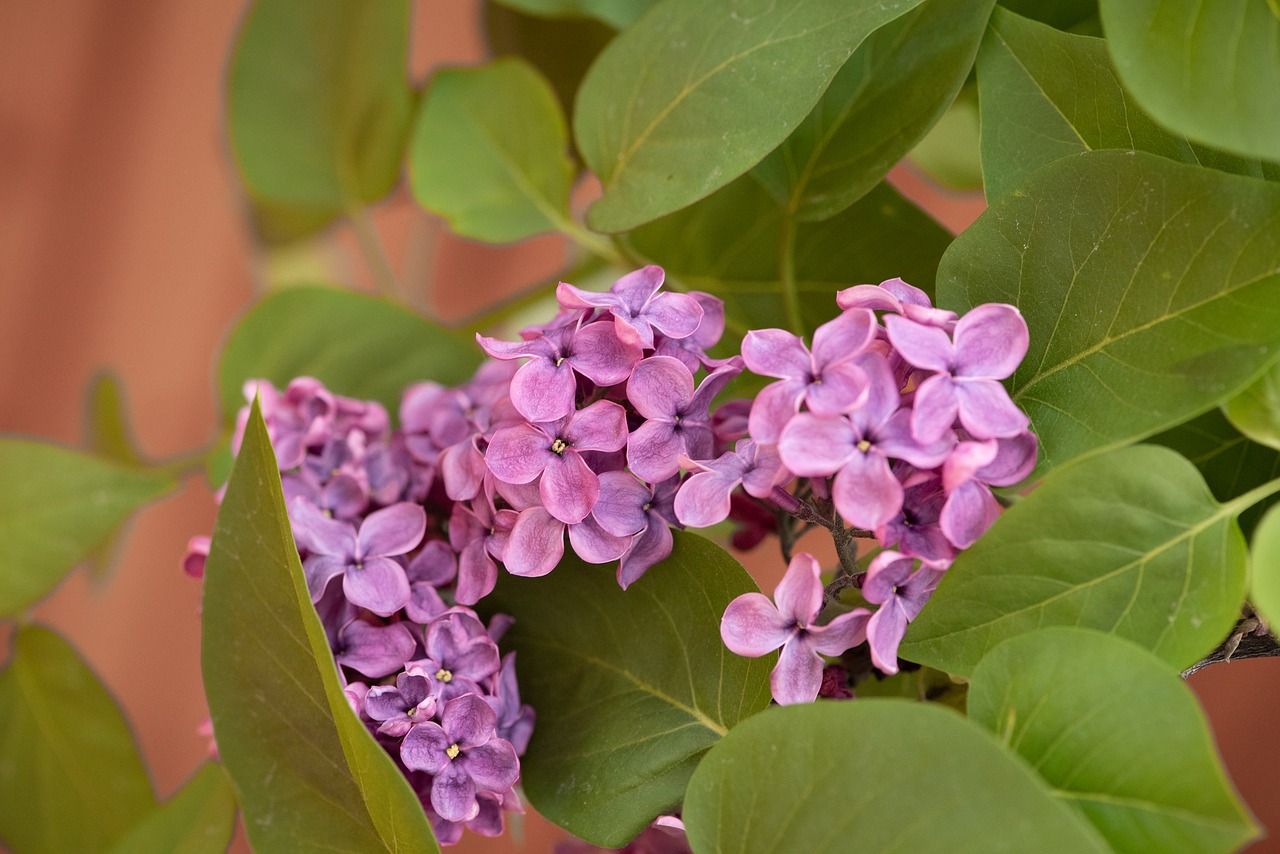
[907,86,984,191]
[969,628,1259,853]
[683,700,1109,853]
[1222,360,1280,451]
[217,286,481,423]
[978,7,1279,202]
[493,0,658,29]
[479,530,772,847]
[902,445,1256,676]
[1099,0,1280,163]
[0,441,175,616]
[202,402,437,852]
[998,0,1097,30]
[411,59,575,243]
[227,0,414,240]
[752,0,994,221]
[624,176,952,335]
[1149,408,1280,539]
[937,149,1280,476]
[1250,503,1280,627]
[106,763,238,854]
[575,0,927,232]
[0,625,156,853]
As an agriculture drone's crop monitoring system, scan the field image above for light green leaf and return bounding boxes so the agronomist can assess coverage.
[0,625,156,853]
[479,531,772,847]
[970,628,1260,853]
[1223,360,1280,450]
[0,441,175,616]
[937,149,1280,477]
[683,700,1109,853]
[1250,503,1280,628]
[492,0,658,29]
[227,0,414,240]
[575,0,927,232]
[81,372,148,582]
[752,0,994,221]
[202,402,438,853]
[1099,0,1280,163]
[411,59,575,243]
[907,87,984,191]
[978,7,1279,202]
[902,445,1255,676]
[217,286,481,424]
[624,176,952,334]
[106,763,238,854]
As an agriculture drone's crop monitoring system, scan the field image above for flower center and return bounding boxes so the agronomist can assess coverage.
[436,668,453,683]
[446,743,461,760]
[856,439,872,453]
[550,438,568,455]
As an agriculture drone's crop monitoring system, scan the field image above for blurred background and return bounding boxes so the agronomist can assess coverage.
[0,1,1276,851]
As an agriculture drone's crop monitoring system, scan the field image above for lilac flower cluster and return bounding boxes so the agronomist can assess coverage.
[714,278,1036,702]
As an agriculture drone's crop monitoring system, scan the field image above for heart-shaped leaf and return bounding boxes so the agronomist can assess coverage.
[202,402,438,852]
[106,763,238,854]
[902,444,1259,676]
[969,628,1259,853]
[0,625,156,852]
[937,149,1280,477]
[683,700,1109,853]
[575,0,927,232]
[479,530,772,847]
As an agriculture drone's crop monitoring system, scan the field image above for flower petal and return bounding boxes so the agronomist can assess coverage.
[952,303,1028,379]
[746,379,806,444]
[644,291,704,340]
[811,309,875,368]
[742,328,811,379]
[867,600,909,675]
[770,637,823,705]
[627,356,693,419]
[810,608,871,656]
[336,620,417,678]
[720,592,792,656]
[617,519,672,590]
[358,502,426,558]
[674,470,739,528]
[593,471,651,536]
[909,374,960,444]
[432,762,480,823]
[510,357,577,423]
[564,400,628,452]
[773,552,823,625]
[884,314,954,372]
[401,721,451,774]
[568,515,631,563]
[504,508,565,576]
[567,321,643,385]
[778,413,854,476]
[342,556,411,616]
[464,740,521,793]
[832,451,903,531]
[485,423,552,484]
[541,451,599,524]
[626,419,684,484]
[955,379,1030,439]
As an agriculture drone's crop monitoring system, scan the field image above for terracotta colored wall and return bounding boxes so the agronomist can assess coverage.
[0,1,1276,852]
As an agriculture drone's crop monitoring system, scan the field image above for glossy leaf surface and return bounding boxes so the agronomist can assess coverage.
[1099,0,1280,162]
[217,286,481,423]
[0,625,155,853]
[202,403,437,852]
[106,763,239,854]
[938,150,1280,476]
[0,441,174,616]
[902,445,1252,676]
[752,0,994,221]
[683,700,1108,853]
[970,628,1259,853]
[481,530,772,847]
[575,0,927,232]
[978,7,1279,201]
[412,59,575,243]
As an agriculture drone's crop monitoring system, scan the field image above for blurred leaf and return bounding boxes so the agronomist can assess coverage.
[683,700,1109,853]
[978,7,1279,202]
[227,0,414,241]
[202,402,438,852]
[907,87,984,191]
[217,286,481,424]
[752,0,994,221]
[998,0,1096,29]
[1099,0,1280,162]
[106,763,238,854]
[411,59,575,243]
[480,531,772,847]
[937,150,1280,477]
[624,176,951,333]
[1223,360,1280,451]
[575,0,927,232]
[1250,503,1280,628]
[492,0,657,29]
[81,372,147,582]
[903,445,1252,676]
[1149,409,1280,538]
[0,441,175,616]
[970,628,1259,853]
[0,625,156,853]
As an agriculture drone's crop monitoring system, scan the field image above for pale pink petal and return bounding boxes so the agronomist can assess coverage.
[568,516,631,563]
[510,357,577,423]
[564,400,628,452]
[811,309,875,367]
[303,555,346,602]
[955,380,1030,439]
[504,508,565,576]
[674,470,739,528]
[644,291,704,340]
[720,592,793,656]
[909,374,960,444]
[778,413,855,477]
[593,471,651,537]
[771,638,823,705]
[627,356,693,420]
[358,502,426,558]
[805,361,869,416]
[884,314,954,372]
[617,520,672,590]
[773,552,823,625]
[343,556,411,616]
[953,303,1028,379]
[810,608,871,656]
[742,328,810,379]
[832,451,903,531]
[626,420,685,484]
[939,481,999,549]
[867,600,909,675]
[541,451,600,524]
[566,321,642,385]
[485,424,552,484]
[978,431,1038,487]
[746,379,806,444]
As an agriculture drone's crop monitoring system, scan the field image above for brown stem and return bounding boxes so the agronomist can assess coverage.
[1182,620,1280,678]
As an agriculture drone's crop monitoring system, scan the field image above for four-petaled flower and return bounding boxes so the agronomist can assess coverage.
[556,265,705,349]
[862,551,945,675]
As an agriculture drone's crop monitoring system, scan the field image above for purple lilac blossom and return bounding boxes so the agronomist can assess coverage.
[861,551,945,675]
[556,265,705,350]
[626,356,743,483]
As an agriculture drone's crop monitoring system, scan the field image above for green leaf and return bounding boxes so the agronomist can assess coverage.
[411,59,575,243]
[1149,408,1280,538]
[902,445,1253,676]
[217,286,481,424]
[227,0,414,240]
[978,7,1279,202]
[969,628,1260,853]
[202,402,437,853]
[683,700,1109,853]
[81,372,147,582]
[0,441,175,616]
[493,0,657,29]
[0,625,156,853]
[1223,360,1280,451]
[1099,0,1280,163]
[907,86,984,191]
[478,530,772,847]
[997,0,1097,30]
[106,763,238,854]
[752,0,995,221]
[624,176,952,334]
[1250,503,1280,628]
[575,0,928,232]
[937,149,1280,477]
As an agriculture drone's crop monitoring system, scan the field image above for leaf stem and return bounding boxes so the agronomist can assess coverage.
[555,216,626,267]
[778,214,804,337]
[154,441,218,480]
[346,205,400,299]
[1221,475,1280,518]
